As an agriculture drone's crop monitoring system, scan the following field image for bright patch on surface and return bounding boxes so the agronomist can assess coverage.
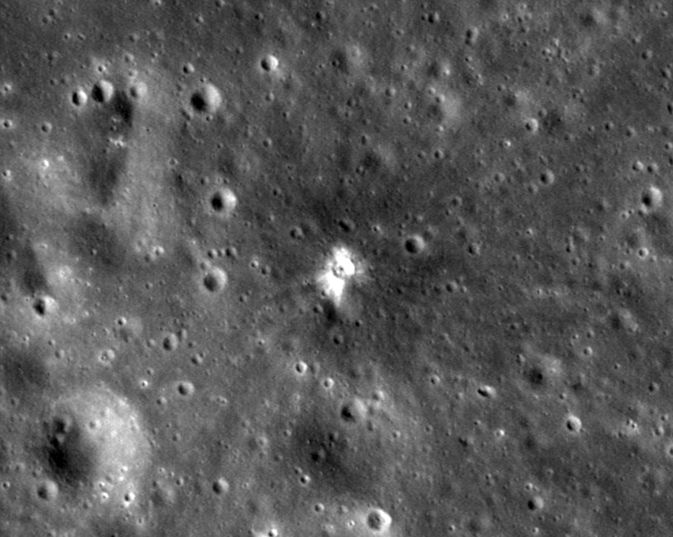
[316,245,364,305]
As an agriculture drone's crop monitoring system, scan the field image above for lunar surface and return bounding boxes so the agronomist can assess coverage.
[1,0,672,535]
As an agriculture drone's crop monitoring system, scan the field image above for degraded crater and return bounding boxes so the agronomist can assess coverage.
[45,412,98,485]
[293,416,365,495]
[70,212,130,271]
[40,386,151,506]
[286,383,416,501]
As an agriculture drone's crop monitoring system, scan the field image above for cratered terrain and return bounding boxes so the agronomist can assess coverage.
[1,1,672,536]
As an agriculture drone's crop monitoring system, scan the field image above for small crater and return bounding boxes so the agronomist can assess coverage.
[260,54,279,72]
[203,266,228,293]
[91,79,114,103]
[539,169,555,186]
[128,80,147,100]
[339,397,367,423]
[527,495,544,511]
[33,295,56,316]
[640,185,663,213]
[465,26,479,45]
[524,117,539,133]
[565,414,582,434]
[403,234,426,254]
[209,187,237,218]
[476,385,496,398]
[97,348,116,365]
[71,87,88,107]
[294,361,308,375]
[163,333,179,351]
[176,380,195,397]
[191,82,222,114]
[366,507,392,532]
[212,477,229,494]
[36,478,59,501]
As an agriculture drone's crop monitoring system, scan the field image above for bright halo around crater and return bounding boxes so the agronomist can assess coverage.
[315,244,367,306]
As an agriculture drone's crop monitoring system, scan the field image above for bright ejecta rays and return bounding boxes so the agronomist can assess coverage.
[315,244,366,306]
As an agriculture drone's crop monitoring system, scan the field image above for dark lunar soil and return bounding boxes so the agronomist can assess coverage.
[1,1,673,536]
